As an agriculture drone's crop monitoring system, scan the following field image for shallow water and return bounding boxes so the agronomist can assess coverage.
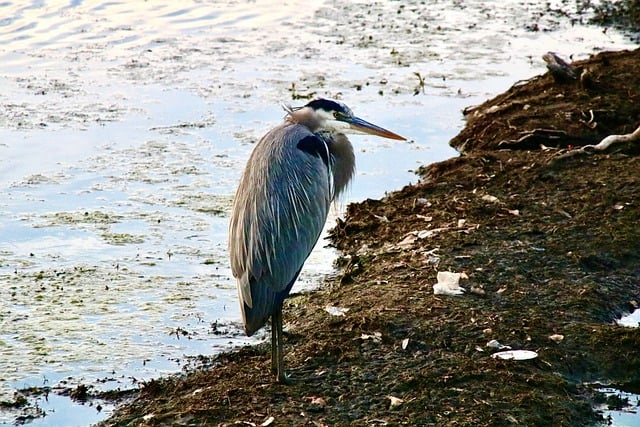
[605,310,640,425]
[600,387,640,427]
[618,308,640,327]
[0,0,637,424]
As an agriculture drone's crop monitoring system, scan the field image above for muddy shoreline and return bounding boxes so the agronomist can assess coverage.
[93,48,640,426]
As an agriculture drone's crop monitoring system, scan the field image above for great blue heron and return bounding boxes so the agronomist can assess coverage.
[229,98,406,383]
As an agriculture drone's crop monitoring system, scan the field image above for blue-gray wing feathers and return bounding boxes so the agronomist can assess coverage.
[229,124,332,335]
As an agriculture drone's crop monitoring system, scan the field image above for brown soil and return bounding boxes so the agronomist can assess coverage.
[99,48,640,426]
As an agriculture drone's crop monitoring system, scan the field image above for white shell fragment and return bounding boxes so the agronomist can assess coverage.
[417,229,435,239]
[325,305,349,317]
[548,334,564,343]
[486,339,511,350]
[261,416,275,427]
[481,194,499,203]
[374,214,390,223]
[360,332,382,342]
[387,395,404,408]
[491,350,538,360]
[433,271,465,295]
[486,339,501,348]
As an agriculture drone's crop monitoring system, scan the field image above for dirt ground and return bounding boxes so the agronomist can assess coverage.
[94,48,640,426]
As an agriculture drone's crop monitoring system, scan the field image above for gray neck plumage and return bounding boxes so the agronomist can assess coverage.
[316,131,355,199]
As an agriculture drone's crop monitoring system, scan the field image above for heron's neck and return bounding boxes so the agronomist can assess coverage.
[323,133,355,198]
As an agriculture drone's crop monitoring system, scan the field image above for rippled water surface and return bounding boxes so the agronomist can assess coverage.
[0,0,636,424]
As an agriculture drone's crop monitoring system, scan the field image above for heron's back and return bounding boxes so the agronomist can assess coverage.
[229,123,332,335]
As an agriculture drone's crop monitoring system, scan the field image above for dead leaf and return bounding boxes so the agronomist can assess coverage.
[397,234,417,249]
[306,396,326,409]
[374,214,390,222]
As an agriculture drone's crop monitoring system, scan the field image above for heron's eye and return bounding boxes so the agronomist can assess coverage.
[333,111,345,120]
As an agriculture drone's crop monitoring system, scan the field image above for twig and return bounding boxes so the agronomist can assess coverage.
[498,128,597,150]
[550,124,640,163]
[581,124,640,152]
[543,52,579,82]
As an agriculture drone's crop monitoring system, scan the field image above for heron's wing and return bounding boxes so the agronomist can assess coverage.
[229,124,332,334]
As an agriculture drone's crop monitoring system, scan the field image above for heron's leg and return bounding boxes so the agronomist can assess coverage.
[273,306,289,384]
[271,315,277,375]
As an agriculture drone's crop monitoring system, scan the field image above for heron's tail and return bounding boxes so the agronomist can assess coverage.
[238,269,301,336]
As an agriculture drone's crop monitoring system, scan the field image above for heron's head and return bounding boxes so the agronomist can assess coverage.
[285,98,406,141]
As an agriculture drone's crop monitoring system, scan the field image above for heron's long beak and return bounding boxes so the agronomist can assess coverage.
[347,116,407,140]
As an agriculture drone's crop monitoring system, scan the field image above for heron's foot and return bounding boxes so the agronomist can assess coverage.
[276,371,294,384]
[276,367,322,384]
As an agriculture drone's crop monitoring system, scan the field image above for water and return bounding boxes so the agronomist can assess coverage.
[618,308,640,327]
[601,310,640,426]
[600,387,640,427]
[0,0,637,424]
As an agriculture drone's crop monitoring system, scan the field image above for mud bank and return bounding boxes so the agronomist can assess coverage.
[96,48,640,426]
